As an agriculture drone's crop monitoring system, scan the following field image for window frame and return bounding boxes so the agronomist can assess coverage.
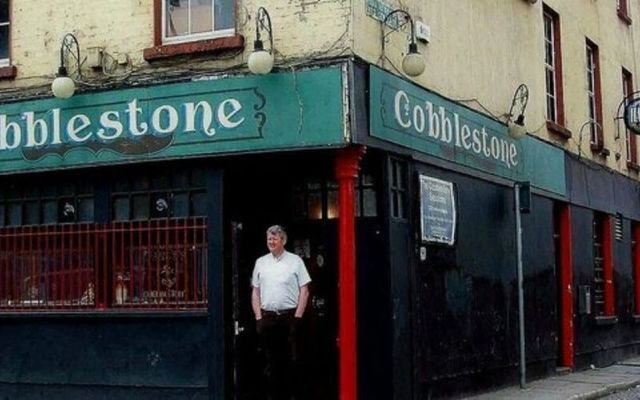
[144,0,243,62]
[623,68,638,167]
[543,5,568,136]
[586,39,604,152]
[161,0,234,45]
[617,0,633,25]
[593,212,615,319]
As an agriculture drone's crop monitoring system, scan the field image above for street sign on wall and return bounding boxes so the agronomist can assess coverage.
[0,67,346,174]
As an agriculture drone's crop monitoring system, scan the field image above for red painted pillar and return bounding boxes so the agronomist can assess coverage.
[558,205,574,368]
[603,215,615,317]
[335,145,365,400]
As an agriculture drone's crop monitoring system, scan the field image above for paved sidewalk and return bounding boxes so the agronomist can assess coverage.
[462,358,640,400]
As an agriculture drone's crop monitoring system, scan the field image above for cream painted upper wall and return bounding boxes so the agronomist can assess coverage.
[354,0,640,175]
[5,0,351,89]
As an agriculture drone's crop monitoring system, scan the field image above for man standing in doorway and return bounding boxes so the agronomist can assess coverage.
[251,225,311,400]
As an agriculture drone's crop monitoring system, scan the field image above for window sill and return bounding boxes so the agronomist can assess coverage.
[618,11,633,25]
[0,65,17,80]
[627,161,640,172]
[143,35,245,62]
[546,121,572,139]
[0,309,208,319]
[590,145,610,158]
[594,315,618,326]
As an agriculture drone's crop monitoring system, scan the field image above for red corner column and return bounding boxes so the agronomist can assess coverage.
[335,145,365,400]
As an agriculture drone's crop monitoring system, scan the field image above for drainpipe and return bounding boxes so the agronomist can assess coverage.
[515,182,526,388]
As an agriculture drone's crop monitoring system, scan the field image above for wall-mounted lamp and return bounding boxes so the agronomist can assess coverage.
[52,33,82,99]
[507,84,529,140]
[381,9,425,77]
[248,7,274,75]
[577,120,608,158]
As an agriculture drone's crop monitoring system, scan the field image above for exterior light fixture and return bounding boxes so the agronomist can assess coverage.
[52,33,81,99]
[248,7,274,75]
[507,84,529,140]
[382,9,426,77]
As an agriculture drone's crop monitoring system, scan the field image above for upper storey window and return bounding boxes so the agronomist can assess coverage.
[617,0,632,25]
[586,40,604,151]
[543,5,567,136]
[162,0,234,44]
[144,0,242,62]
[0,0,10,67]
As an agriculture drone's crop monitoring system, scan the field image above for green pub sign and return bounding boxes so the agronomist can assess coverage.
[369,66,566,196]
[0,67,346,173]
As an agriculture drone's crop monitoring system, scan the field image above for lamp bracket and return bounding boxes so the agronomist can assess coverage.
[59,33,82,80]
[508,84,529,123]
[255,7,273,54]
[381,9,416,52]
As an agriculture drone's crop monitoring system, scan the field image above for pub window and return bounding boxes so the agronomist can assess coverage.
[0,181,94,226]
[292,173,378,221]
[389,158,408,220]
[0,169,207,312]
[162,0,234,45]
[593,212,615,317]
[111,169,207,221]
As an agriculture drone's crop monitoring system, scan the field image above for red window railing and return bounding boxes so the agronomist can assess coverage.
[0,217,207,311]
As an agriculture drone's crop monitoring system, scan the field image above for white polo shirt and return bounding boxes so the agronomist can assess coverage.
[251,250,311,311]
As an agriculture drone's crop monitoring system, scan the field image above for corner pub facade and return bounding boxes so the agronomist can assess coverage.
[2,58,640,400]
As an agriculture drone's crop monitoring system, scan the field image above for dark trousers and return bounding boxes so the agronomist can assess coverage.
[258,310,303,400]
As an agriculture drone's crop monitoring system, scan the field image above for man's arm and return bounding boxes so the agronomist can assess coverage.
[251,286,262,320]
[295,284,309,318]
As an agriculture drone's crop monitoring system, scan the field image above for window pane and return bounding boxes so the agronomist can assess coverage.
[151,193,170,219]
[133,176,150,191]
[192,0,213,34]
[191,191,207,216]
[214,0,234,30]
[7,202,20,226]
[308,191,322,220]
[363,188,377,217]
[165,0,190,38]
[43,201,57,224]
[151,175,170,190]
[171,171,189,188]
[327,190,338,219]
[173,193,189,217]
[0,0,9,23]
[24,201,39,225]
[133,195,149,220]
[113,197,130,221]
[59,199,76,223]
[78,198,94,222]
[191,169,206,187]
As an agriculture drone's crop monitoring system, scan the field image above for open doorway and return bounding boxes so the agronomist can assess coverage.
[225,153,339,400]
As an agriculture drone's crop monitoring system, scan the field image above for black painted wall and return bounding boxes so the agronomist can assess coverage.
[408,163,557,399]
[0,317,209,400]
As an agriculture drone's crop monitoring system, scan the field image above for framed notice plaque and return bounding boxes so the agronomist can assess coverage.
[419,175,456,245]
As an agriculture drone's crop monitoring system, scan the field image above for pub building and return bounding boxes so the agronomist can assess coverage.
[2,59,640,400]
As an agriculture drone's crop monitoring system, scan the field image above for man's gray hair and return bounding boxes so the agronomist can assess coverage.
[266,225,287,242]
